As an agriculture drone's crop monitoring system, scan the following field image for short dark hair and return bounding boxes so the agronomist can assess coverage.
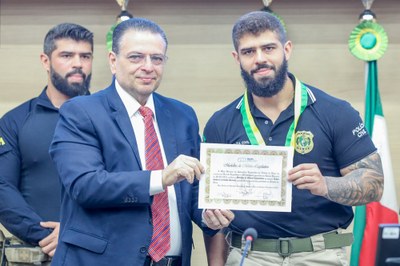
[43,23,94,56]
[112,17,168,55]
[232,11,287,51]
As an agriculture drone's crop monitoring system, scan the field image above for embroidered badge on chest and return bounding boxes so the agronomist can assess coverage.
[295,131,314,154]
[235,140,250,145]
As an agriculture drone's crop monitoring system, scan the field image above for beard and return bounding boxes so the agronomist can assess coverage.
[50,66,91,98]
[241,58,288,98]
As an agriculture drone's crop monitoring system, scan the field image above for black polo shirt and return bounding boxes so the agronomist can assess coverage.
[203,75,376,238]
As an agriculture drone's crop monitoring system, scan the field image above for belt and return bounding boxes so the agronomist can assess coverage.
[144,256,182,266]
[231,231,353,257]
[0,230,50,264]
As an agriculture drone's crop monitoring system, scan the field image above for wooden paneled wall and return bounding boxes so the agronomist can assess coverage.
[1,0,399,264]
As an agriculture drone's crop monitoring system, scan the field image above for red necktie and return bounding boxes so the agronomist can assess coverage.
[139,106,170,262]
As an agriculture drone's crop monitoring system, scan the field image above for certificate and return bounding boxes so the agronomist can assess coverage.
[199,143,293,212]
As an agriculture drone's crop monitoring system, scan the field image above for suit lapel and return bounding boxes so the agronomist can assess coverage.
[153,94,182,209]
[106,85,142,169]
[153,94,177,165]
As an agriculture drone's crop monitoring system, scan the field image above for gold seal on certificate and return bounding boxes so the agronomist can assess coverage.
[199,143,293,212]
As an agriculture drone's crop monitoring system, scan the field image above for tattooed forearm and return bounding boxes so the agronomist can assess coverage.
[325,152,384,206]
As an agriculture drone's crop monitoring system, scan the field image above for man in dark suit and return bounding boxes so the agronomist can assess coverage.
[49,17,233,266]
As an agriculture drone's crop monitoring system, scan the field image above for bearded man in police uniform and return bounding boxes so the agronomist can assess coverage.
[203,11,383,266]
[0,23,93,265]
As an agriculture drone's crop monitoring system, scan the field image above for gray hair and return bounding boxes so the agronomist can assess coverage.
[112,17,168,55]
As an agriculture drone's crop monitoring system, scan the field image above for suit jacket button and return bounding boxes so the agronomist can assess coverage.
[149,218,152,224]
[140,247,147,253]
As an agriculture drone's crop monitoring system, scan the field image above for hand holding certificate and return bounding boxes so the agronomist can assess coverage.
[199,143,293,212]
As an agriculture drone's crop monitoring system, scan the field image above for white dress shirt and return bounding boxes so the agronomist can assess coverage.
[115,80,182,256]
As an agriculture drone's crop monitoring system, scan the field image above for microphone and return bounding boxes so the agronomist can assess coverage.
[239,228,258,266]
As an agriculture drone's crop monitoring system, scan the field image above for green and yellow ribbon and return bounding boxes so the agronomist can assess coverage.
[240,77,308,147]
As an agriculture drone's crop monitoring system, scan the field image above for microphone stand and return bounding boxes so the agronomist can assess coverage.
[239,228,258,266]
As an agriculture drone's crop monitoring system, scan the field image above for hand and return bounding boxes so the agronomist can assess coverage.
[162,155,204,187]
[203,209,235,230]
[288,163,328,197]
[39,221,60,257]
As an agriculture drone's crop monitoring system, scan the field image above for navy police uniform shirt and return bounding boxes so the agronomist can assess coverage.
[203,74,376,238]
[0,89,60,244]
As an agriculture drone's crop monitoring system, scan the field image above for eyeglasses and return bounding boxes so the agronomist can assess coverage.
[127,53,168,66]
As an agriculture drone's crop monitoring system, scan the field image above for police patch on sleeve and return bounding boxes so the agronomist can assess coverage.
[295,131,314,154]
[0,136,12,155]
[352,122,367,138]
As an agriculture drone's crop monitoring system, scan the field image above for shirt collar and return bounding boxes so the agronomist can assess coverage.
[245,73,315,118]
[115,79,156,118]
[36,87,58,111]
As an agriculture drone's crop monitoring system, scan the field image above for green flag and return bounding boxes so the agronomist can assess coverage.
[350,61,399,266]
